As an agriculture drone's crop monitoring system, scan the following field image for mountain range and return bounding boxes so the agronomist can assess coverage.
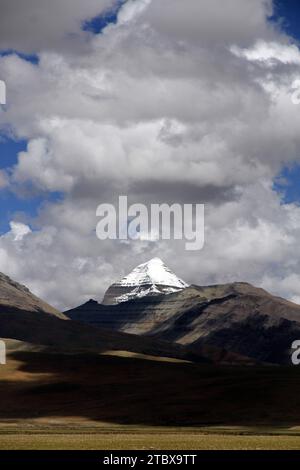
[0,267,249,365]
[1,259,300,428]
[66,258,300,365]
[0,258,299,365]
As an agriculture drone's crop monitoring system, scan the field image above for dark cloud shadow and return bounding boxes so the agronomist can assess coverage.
[0,349,299,428]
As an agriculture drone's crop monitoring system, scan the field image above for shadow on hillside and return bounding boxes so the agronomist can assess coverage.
[0,350,300,427]
[0,308,209,364]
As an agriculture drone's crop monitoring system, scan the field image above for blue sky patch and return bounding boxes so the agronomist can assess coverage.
[274,164,300,205]
[0,137,27,169]
[270,0,300,203]
[271,0,300,42]
[0,137,62,234]
[0,188,63,235]
[0,50,39,65]
[83,0,126,34]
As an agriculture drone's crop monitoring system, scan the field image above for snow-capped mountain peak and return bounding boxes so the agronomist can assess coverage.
[117,257,188,289]
[102,258,189,304]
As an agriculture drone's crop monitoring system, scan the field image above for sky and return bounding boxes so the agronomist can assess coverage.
[1,0,300,310]
[272,0,300,40]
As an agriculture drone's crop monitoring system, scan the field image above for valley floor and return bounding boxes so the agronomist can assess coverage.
[0,426,300,450]
[1,344,300,449]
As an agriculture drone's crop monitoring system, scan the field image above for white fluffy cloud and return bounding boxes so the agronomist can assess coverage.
[232,40,300,65]
[9,221,32,241]
[1,0,300,310]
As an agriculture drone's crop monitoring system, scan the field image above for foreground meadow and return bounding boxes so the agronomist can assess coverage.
[0,430,300,450]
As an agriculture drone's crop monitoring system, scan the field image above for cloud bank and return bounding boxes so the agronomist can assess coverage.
[1,0,300,310]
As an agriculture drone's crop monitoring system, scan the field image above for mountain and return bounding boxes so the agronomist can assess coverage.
[0,270,247,365]
[0,271,191,361]
[0,272,65,319]
[102,257,188,304]
[65,277,300,365]
[2,269,300,431]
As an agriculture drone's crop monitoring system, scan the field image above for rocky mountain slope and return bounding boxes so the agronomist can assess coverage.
[0,272,65,319]
[0,271,249,365]
[102,258,188,304]
[66,279,300,365]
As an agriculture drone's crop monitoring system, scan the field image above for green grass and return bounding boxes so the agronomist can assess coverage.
[0,432,300,450]
[1,425,300,450]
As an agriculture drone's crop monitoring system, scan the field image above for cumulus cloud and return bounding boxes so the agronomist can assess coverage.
[137,0,275,47]
[117,0,152,25]
[0,0,115,53]
[9,221,32,241]
[0,0,300,309]
[231,40,300,65]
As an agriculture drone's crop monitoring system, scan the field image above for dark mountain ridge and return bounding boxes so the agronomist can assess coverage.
[0,271,251,365]
[65,282,300,365]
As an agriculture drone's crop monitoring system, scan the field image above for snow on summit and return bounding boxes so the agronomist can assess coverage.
[117,258,188,289]
[102,258,189,304]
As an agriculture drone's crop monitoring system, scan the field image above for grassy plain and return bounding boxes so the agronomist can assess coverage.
[0,426,300,449]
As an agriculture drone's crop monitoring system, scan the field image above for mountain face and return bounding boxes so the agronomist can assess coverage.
[0,270,240,365]
[65,279,300,365]
[102,258,188,304]
[0,272,65,319]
